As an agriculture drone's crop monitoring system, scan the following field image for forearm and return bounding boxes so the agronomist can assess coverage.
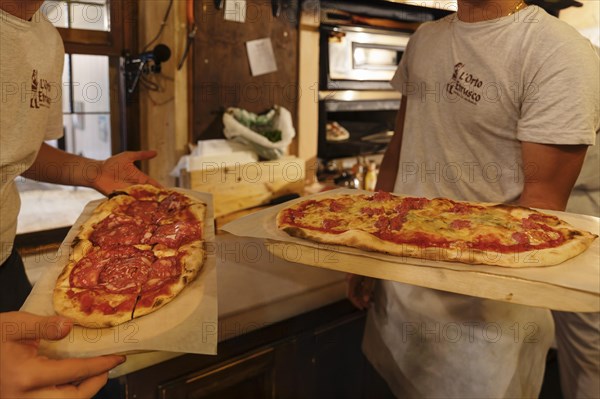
[517,190,569,211]
[375,97,407,192]
[375,142,401,192]
[21,143,102,188]
[516,142,588,211]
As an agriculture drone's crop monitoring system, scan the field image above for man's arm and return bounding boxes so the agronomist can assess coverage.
[21,143,160,196]
[517,142,588,211]
[346,97,407,310]
[375,96,407,192]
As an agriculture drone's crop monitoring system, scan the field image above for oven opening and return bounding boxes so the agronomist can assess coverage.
[352,43,404,71]
[318,107,398,160]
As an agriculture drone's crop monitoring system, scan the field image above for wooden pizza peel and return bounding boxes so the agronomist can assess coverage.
[264,241,599,312]
[221,188,600,312]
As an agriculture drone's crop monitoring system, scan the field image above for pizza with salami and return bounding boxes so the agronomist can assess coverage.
[53,184,206,328]
[276,191,597,267]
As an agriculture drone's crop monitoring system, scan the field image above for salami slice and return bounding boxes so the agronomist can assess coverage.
[149,221,201,248]
[124,200,159,224]
[89,214,154,247]
[98,249,154,293]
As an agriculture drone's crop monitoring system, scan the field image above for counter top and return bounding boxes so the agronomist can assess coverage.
[110,233,347,377]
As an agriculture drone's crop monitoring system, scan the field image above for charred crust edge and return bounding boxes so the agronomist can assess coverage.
[108,190,129,199]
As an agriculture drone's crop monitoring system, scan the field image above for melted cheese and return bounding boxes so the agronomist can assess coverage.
[286,194,564,249]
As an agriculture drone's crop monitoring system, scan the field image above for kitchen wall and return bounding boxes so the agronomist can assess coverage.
[139,0,302,187]
[191,0,300,151]
[137,1,599,188]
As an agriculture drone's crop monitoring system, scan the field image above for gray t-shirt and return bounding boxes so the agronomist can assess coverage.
[0,9,64,263]
[390,6,599,203]
[363,6,599,398]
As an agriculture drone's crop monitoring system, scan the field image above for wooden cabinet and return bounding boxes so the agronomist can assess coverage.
[122,301,394,399]
[313,314,368,399]
[158,348,277,399]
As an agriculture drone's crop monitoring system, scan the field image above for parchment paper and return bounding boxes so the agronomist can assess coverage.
[220,188,600,295]
[21,190,218,358]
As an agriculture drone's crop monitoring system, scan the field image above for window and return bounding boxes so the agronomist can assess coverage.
[16,0,136,236]
[61,53,112,160]
[42,0,110,31]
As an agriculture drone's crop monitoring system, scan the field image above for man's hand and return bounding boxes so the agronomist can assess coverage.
[92,150,161,196]
[346,274,376,310]
[23,145,161,195]
[0,312,125,399]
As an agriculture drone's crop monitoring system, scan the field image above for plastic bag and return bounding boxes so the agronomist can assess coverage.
[222,105,295,160]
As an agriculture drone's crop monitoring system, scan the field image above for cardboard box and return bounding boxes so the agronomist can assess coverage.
[180,156,305,217]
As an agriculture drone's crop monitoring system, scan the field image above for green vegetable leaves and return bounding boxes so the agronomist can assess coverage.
[230,108,282,143]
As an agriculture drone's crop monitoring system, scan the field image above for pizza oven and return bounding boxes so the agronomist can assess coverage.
[315,1,449,161]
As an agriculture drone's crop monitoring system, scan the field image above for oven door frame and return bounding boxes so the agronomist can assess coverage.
[322,25,411,90]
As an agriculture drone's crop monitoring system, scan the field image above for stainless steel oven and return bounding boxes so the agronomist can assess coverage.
[315,3,451,162]
[324,26,410,90]
[318,26,408,160]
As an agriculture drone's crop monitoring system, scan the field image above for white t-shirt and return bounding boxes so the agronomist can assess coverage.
[0,9,64,263]
[363,6,599,398]
[391,6,598,203]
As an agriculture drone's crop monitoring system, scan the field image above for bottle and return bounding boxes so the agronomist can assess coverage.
[352,157,365,190]
[364,160,378,191]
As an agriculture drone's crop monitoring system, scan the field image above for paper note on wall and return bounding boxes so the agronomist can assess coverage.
[246,38,278,77]
[224,0,246,23]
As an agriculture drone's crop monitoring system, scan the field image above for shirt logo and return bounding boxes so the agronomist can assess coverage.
[446,63,483,105]
[29,69,52,109]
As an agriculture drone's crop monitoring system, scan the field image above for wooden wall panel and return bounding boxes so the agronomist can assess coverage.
[192,0,299,155]
[139,0,189,186]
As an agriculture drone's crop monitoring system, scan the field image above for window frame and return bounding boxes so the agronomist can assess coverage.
[57,0,139,154]
[56,0,130,56]
[15,0,139,251]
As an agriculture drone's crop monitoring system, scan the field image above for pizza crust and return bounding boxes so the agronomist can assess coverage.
[188,202,207,225]
[53,287,136,328]
[112,184,164,200]
[282,225,596,268]
[182,241,206,281]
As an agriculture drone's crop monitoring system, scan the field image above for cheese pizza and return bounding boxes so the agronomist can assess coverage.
[53,184,206,328]
[277,191,597,267]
